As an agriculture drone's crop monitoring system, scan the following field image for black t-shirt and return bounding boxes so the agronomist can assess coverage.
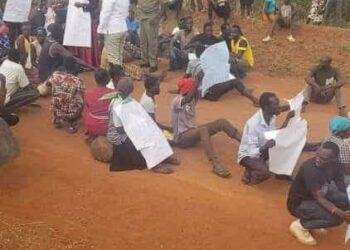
[287,158,345,212]
[190,33,220,48]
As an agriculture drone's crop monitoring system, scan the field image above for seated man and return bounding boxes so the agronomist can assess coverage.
[304,56,347,116]
[186,43,258,104]
[15,23,40,84]
[0,22,10,61]
[140,75,172,131]
[263,0,296,42]
[0,49,39,113]
[324,116,350,185]
[229,25,254,79]
[238,92,295,185]
[83,68,114,142]
[0,73,19,126]
[287,142,350,246]
[171,75,242,178]
[208,0,231,24]
[189,22,220,48]
[169,16,198,71]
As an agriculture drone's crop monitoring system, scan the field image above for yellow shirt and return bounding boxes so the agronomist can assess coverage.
[231,36,254,67]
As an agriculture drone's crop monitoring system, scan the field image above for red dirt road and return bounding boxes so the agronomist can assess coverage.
[0,69,348,249]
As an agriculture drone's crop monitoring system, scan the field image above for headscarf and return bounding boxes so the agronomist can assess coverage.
[329,116,350,135]
[178,77,193,95]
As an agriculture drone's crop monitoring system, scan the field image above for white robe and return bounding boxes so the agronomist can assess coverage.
[114,99,173,169]
[63,0,91,47]
[3,0,32,23]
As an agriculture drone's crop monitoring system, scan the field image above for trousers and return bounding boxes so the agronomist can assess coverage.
[176,118,239,163]
[140,16,160,67]
[105,31,126,66]
[304,85,344,108]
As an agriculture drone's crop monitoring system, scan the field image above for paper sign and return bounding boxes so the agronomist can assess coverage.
[264,119,307,176]
[3,0,32,23]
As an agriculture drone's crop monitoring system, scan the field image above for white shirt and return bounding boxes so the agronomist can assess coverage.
[0,59,30,104]
[238,109,276,162]
[98,0,129,34]
[139,92,156,114]
[106,80,115,89]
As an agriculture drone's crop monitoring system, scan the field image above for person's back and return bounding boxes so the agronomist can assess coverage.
[0,58,29,104]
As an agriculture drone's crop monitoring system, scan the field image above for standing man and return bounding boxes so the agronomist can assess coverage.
[304,56,347,116]
[287,142,350,246]
[238,92,294,185]
[98,0,129,67]
[138,0,163,73]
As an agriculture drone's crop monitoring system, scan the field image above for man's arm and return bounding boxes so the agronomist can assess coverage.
[233,39,247,59]
[332,68,344,88]
[97,0,114,34]
[149,112,173,131]
[52,44,94,69]
[280,110,295,129]
[305,66,321,90]
[312,190,350,223]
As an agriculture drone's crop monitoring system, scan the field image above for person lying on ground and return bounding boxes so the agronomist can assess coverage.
[263,0,297,42]
[287,142,350,246]
[323,116,350,186]
[83,68,115,143]
[38,23,93,82]
[106,77,179,174]
[0,49,40,113]
[0,73,19,127]
[188,22,220,49]
[228,25,254,79]
[169,16,198,71]
[304,56,347,117]
[208,0,231,24]
[15,23,40,85]
[48,56,85,134]
[238,92,296,185]
[185,43,259,104]
[171,75,241,178]
[140,75,173,131]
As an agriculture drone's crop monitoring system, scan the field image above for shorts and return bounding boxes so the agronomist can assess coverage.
[263,12,275,22]
[277,16,292,28]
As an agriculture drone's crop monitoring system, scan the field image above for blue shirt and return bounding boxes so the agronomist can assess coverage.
[264,0,276,14]
[126,17,139,33]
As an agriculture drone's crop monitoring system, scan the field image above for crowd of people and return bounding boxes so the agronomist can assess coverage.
[0,0,349,247]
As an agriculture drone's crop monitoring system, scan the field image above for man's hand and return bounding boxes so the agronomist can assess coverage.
[261,139,276,152]
[286,110,295,120]
[74,2,83,8]
[336,210,350,224]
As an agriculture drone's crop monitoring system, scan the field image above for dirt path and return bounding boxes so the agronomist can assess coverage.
[0,68,348,249]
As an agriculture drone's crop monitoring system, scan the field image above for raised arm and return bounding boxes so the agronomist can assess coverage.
[180,72,202,106]
[305,66,320,90]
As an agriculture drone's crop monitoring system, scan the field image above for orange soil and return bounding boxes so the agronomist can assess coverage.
[0,15,349,250]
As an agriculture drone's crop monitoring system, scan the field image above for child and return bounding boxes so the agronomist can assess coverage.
[263,0,276,23]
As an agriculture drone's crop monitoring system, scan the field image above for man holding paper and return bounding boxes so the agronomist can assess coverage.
[238,92,294,185]
[287,142,350,246]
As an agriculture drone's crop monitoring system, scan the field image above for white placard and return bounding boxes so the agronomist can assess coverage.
[3,0,32,23]
[63,0,92,47]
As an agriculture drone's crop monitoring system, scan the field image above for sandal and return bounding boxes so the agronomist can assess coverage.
[152,165,174,174]
[163,157,180,166]
[212,163,231,178]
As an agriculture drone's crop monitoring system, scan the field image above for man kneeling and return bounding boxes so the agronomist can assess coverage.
[287,142,350,246]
